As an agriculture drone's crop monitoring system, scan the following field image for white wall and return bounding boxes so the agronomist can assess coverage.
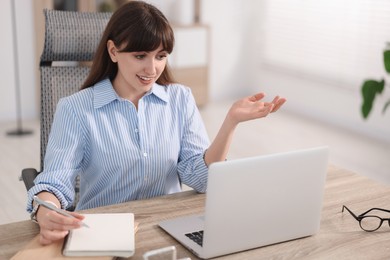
[1,0,389,145]
[0,0,37,123]
[201,1,259,101]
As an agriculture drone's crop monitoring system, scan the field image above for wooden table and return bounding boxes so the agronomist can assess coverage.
[1,165,390,260]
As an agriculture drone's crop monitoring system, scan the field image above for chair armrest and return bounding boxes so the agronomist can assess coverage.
[21,168,39,190]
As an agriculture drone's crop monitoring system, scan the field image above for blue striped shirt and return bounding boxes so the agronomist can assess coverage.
[27,78,210,211]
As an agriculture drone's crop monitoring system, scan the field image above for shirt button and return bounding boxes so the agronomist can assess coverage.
[143,152,148,157]
[135,128,139,133]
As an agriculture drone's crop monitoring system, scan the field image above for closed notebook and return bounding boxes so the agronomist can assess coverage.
[63,213,135,258]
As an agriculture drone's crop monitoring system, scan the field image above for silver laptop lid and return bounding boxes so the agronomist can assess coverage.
[202,146,329,258]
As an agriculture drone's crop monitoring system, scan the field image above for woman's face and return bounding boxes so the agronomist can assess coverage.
[107,40,168,98]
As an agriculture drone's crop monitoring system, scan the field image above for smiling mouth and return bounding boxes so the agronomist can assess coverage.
[137,75,154,81]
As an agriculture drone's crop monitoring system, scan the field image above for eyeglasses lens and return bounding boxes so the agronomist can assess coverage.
[360,216,381,231]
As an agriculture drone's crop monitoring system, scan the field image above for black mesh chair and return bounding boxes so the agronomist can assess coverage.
[21,9,112,209]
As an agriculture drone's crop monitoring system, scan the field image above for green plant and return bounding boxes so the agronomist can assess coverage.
[361,44,390,119]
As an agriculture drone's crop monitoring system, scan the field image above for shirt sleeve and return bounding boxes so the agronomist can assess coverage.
[177,89,210,193]
[26,98,85,212]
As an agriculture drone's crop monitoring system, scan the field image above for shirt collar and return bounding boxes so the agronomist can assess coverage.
[93,78,169,109]
[150,83,169,103]
[93,78,119,109]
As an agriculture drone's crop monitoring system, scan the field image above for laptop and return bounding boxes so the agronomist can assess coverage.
[159,146,329,259]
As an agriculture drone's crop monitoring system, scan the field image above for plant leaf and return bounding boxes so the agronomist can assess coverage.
[384,50,390,73]
[361,79,385,119]
[383,99,390,114]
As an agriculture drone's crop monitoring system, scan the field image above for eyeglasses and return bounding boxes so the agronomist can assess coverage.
[342,205,390,232]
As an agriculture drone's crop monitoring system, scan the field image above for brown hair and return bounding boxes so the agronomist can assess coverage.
[81,1,175,89]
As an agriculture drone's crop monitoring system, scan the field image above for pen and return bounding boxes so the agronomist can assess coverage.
[33,196,89,228]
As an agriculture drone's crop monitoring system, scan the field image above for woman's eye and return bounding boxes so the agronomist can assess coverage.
[157,54,167,60]
[135,54,145,59]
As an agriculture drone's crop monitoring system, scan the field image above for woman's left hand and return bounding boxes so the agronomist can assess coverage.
[226,92,286,125]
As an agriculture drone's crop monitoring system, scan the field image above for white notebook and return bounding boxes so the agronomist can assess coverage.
[63,213,135,258]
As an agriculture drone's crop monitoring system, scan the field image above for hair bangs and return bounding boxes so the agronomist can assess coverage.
[119,21,174,54]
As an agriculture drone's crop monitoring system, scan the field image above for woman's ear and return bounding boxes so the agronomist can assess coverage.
[107,40,118,63]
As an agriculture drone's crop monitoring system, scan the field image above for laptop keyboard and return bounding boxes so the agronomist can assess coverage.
[185,230,204,246]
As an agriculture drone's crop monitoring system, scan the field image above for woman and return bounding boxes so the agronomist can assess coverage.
[27,1,286,245]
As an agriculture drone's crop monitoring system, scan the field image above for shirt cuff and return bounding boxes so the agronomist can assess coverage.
[26,184,70,212]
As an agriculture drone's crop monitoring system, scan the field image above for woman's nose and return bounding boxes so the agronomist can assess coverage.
[144,58,156,75]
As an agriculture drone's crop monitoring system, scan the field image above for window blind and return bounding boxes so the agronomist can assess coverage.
[259,0,390,89]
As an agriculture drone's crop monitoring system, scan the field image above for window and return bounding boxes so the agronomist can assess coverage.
[258,0,390,89]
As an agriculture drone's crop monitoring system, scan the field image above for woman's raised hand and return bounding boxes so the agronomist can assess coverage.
[226,92,286,125]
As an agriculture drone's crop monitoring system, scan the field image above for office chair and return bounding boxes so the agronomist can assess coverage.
[21,9,112,209]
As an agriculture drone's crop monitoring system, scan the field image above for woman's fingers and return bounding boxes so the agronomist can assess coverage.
[271,97,287,112]
[48,211,83,229]
[37,211,84,245]
[70,211,86,220]
[35,202,86,245]
[39,229,69,245]
[228,93,286,124]
[249,92,265,102]
[250,93,286,112]
[257,102,274,117]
